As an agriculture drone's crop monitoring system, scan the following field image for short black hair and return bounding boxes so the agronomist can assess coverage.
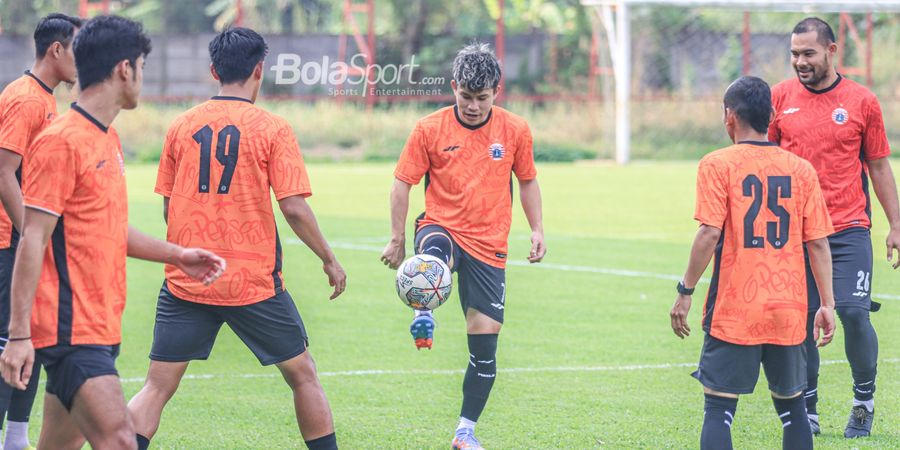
[73,15,152,91]
[209,27,268,84]
[34,13,82,58]
[723,76,772,134]
[792,17,836,47]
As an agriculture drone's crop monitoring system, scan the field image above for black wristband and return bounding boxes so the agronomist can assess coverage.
[676,281,694,296]
[7,336,30,342]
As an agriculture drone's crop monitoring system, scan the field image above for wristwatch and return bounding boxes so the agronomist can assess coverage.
[677,281,695,296]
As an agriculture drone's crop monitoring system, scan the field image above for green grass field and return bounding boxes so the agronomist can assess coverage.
[23,161,900,449]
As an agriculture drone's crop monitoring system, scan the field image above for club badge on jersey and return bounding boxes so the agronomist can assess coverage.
[489,143,505,160]
[832,107,849,125]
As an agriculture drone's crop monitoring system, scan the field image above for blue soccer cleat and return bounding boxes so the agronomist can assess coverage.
[410,313,435,350]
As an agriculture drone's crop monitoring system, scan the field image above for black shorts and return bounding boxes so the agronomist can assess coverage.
[37,344,120,411]
[692,334,807,397]
[0,246,13,336]
[414,225,506,324]
[150,282,308,366]
[805,227,874,311]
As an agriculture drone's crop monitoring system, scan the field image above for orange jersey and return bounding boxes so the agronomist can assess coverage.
[770,76,891,232]
[155,96,311,306]
[695,142,833,346]
[395,106,537,268]
[23,105,128,349]
[0,72,57,249]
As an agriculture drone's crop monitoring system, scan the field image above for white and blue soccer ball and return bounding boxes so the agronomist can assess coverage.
[396,254,452,310]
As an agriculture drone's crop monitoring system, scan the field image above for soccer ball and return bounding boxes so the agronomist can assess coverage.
[396,254,452,310]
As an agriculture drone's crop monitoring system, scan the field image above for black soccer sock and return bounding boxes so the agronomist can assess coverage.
[837,307,878,402]
[418,231,453,267]
[460,334,498,422]
[701,394,737,450]
[8,358,40,422]
[773,395,813,450]
[305,432,337,450]
[803,311,819,415]
[136,434,150,450]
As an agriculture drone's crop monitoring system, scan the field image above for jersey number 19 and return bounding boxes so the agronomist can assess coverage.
[193,124,241,194]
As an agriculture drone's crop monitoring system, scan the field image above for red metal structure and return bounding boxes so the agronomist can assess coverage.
[79,0,112,17]
[338,0,376,107]
[837,12,874,87]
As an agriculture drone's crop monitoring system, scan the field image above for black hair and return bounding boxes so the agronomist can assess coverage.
[34,13,82,58]
[452,42,502,91]
[792,17,836,47]
[209,27,268,84]
[723,76,772,134]
[73,15,152,91]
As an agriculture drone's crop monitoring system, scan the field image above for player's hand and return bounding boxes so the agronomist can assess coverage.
[323,259,346,300]
[0,339,34,390]
[381,237,405,270]
[813,305,836,347]
[886,227,900,269]
[528,230,546,263]
[176,248,226,285]
[670,294,692,339]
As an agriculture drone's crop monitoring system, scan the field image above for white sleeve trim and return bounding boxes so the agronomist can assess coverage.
[24,204,61,217]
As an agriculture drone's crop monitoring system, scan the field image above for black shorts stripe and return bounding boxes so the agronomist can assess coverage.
[272,228,283,294]
[860,147,872,221]
[9,165,21,246]
[51,217,73,345]
[702,230,726,333]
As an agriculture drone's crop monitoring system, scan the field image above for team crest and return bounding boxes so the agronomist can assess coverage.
[489,143,505,160]
[832,107,849,125]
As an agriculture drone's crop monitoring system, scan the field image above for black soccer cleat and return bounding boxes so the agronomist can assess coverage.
[808,414,820,436]
[844,405,874,438]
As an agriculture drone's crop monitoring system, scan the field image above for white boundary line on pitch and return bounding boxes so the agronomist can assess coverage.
[118,357,900,384]
[291,239,900,301]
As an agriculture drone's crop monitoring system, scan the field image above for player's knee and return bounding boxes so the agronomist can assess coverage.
[280,353,321,390]
[92,427,138,450]
[836,307,870,333]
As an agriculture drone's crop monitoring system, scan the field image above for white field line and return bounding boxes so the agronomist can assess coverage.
[118,357,900,384]
[294,239,900,301]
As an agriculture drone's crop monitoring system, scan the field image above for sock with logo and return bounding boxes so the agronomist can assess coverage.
[773,395,812,450]
[460,334,498,422]
[803,311,819,415]
[418,231,453,267]
[836,307,878,402]
[701,394,737,450]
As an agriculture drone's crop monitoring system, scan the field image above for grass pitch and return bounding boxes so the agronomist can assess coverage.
[26,162,900,449]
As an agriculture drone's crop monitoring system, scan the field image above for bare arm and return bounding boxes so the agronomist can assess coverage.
[807,237,836,347]
[866,157,900,268]
[670,224,722,339]
[519,178,545,263]
[381,178,412,269]
[0,149,23,233]
[1,208,57,389]
[127,225,225,286]
[279,195,346,300]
